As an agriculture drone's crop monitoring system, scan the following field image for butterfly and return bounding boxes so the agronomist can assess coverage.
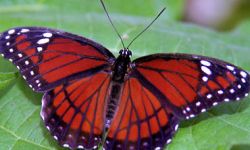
[0,4,250,150]
[0,26,249,150]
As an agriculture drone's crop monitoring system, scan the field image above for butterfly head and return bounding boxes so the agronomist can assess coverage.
[119,49,132,58]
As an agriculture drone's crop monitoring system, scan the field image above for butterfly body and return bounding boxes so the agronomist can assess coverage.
[112,49,132,82]
[0,27,249,150]
[105,49,132,127]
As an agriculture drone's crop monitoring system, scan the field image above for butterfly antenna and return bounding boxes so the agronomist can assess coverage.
[100,0,126,49]
[127,7,166,49]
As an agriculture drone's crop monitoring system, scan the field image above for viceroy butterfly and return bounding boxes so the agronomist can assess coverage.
[0,0,249,150]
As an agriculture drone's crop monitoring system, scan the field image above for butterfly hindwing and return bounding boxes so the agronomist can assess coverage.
[105,77,180,150]
[132,53,250,119]
[41,71,111,149]
[0,27,115,92]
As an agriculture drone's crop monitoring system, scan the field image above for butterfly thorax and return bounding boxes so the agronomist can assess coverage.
[111,49,132,82]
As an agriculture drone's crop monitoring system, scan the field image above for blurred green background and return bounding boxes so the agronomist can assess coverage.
[0,0,250,150]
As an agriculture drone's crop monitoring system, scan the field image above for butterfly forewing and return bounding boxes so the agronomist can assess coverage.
[132,53,250,119]
[0,27,115,92]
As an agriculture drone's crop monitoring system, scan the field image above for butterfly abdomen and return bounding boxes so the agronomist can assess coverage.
[105,82,123,128]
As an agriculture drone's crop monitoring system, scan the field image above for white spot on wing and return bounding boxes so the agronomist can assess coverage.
[183,110,186,114]
[63,144,69,148]
[207,94,212,99]
[30,71,34,76]
[201,66,212,75]
[53,136,58,140]
[201,60,211,66]
[37,47,43,52]
[224,98,229,102]
[230,89,235,94]
[241,78,246,83]
[6,42,10,46]
[240,71,247,78]
[174,124,179,131]
[5,35,10,39]
[196,101,201,106]
[217,90,223,94]
[213,102,218,106]
[201,108,206,112]
[8,29,15,34]
[190,114,195,118]
[226,65,234,71]
[25,60,29,65]
[9,48,14,53]
[43,33,53,37]
[202,76,208,82]
[155,147,161,150]
[78,145,84,149]
[37,38,50,44]
[21,29,30,33]
[166,139,172,144]
[18,53,23,58]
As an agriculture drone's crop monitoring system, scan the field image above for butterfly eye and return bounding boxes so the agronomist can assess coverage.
[119,50,123,55]
[128,50,132,56]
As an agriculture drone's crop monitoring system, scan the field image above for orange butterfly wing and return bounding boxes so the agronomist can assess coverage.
[0,27,114,92]
[41,71,111,149]
[105,78,179,150]
[133,54,250,119]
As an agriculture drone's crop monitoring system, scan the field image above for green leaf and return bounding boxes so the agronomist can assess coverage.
[0,0,249,150]
[0,72,18,91]
[0,78,63,149]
